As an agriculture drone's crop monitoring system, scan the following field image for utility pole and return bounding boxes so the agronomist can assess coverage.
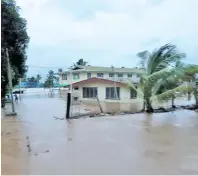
[19,78,22,100]
[112,66,118,100]
[6,48,17,116]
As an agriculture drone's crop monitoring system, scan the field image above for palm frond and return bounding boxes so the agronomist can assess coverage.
[152,84,194,103]
[147,43,176,74]
[185,64,198,75]
[125,80,144,98]
[152,69,185,95]
[147,67,184,87]
[147,43,185,74]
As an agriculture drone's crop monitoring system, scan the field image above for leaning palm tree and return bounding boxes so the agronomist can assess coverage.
[150,64,198,109]
[127,43,186,112]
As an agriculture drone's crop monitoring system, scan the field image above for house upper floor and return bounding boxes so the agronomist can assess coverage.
[58,65,144,85]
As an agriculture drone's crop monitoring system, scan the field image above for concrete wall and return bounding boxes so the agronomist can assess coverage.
[59,72,87,85]
[72,82,138,103]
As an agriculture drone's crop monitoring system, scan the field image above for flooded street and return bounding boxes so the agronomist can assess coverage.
[1,88,198,174]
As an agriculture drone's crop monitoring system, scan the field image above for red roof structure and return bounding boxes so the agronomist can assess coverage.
[72,77,126,87]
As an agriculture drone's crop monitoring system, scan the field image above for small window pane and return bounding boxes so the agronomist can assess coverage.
[109,73,114,77]
[62,74,67,80]
[87,73,91,78]
[128,74,132,78]
[83,87,97,98]
[118,74,123,77]
[73,73,79,80]
[106,87,120,99]
[130,89,137,99]
[97,73,104,77]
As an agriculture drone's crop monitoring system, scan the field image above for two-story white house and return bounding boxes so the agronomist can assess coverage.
[59,66,144,86]
[58,66,144,105]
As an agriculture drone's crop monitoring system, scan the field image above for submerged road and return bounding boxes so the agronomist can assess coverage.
[1,89,198,174]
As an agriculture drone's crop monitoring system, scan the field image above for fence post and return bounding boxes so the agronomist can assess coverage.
[96,95,103,113]
[66,93,71,119]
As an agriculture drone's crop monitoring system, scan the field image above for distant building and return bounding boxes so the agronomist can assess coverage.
[15,81,41,88]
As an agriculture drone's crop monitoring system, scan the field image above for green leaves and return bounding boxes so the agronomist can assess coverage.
[131,43,189,111]
[1,0,29,97]
[152,84,194,103]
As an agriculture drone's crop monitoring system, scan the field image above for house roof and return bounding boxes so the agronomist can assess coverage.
[72,77,127,87]
[60,65,144,74]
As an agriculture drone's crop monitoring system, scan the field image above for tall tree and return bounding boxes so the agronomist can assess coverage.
[1,0,29,97]
[44,70,56,88]
[27,77,36,82]
[36,74,42,83]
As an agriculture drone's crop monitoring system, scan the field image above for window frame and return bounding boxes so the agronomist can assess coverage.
[109,73,114,77]
[83,87,98,98]
[62,74,67,80]
[127,73,132,78]
[97,73,104,78]
[87,72,91,79]
[117,73,123,78]
[106,87,120,100]
[130,88,137,99]
[73,73,80,80]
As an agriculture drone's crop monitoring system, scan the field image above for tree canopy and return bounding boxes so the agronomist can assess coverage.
[1,0,29,97]
[127,43,186,112]
[71,58,88,70]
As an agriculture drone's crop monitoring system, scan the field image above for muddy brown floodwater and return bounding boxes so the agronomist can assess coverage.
[1,89,198,174]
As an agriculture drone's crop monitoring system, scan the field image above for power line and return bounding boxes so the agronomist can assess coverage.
[26,65,70,69]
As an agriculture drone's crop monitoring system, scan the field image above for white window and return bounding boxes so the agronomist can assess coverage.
[106,87,120,99]
[62,74,67,80]
[118,73,123,77]
[83,87,98,98]
[109,73,114,77]
[87,72,91,78]
[73,73,79,80]
[97,73,104,77]
[128,73,132,78]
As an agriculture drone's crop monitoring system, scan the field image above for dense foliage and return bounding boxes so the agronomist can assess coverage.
[127,43,195,112]
[1,0,29,97]
[71,58,88,70]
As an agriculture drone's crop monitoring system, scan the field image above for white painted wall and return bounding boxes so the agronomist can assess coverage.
[59,72,87,85]
[72,82,137,103]
[59,71,140,85]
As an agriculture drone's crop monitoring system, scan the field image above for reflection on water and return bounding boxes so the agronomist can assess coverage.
[1,88,198,174]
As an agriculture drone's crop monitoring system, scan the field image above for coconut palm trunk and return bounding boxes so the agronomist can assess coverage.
[144,88,153,112]
[171,96,175,108]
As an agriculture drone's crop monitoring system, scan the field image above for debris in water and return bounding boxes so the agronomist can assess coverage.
[26,136,32,153]
[53,116,64,120]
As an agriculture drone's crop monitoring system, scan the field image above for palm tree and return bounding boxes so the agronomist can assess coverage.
[58,68,63,72]
[127,43,186,112]
[72,58,88,70]
[36,74,42,83]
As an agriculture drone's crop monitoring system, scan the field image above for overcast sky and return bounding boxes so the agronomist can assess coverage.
[16,0,198,78]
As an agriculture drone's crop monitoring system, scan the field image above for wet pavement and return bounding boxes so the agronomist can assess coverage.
[1,89,198,174]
